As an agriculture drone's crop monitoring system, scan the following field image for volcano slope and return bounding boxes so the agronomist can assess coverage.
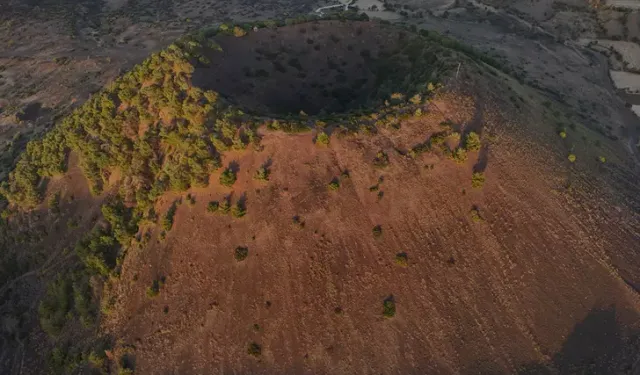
[1,17,640,375]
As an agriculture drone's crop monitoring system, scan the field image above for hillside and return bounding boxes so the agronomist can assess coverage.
[1,14,640,375]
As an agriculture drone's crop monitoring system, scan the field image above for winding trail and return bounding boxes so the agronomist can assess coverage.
[315,0,353,15]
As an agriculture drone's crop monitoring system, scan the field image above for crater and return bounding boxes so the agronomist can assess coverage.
[193,20,453,117]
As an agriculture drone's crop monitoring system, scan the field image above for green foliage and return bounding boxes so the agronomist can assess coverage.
[233,26,247,37]
[373,151,389,168]
[75,228,118,277]
[451,148,468,163]
[568,154,577,163]
[394,252,408,267]
[253,165,270,181]
[382,298,396,318]
[231,200,246,218]
[316,131,330,146]
[2,38,255,208]
[292,215,305,229]
[146,279,163,298]
[598,155,606,163]
[102,200,139,246]
[247,342,261,357]
[49,192,61,214]
[235,246,249,261]
[162,201,178,231]
[470,208,483,222]
[372,225,383,238]
[464,132,481,151]
[39,272,98,337]
[207,201,219,212]
[38,275,72,336]
[218,196,231,214]
[559,130,567,139]
[409,142,431,158]
[429,132,448,146]
[328,178,340,191]
[220,168,237,187]
[471,172,485,189]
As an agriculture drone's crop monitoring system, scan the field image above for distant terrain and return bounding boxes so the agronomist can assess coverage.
[1,1,640,375]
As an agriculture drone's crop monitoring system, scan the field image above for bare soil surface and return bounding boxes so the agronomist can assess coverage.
[103,86,640,374]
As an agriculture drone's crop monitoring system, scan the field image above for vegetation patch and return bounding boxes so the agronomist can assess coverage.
[235,246,249,261]
[247,342,262,357]
[394,252,408,267]
[471,172,486,189]
[383,296,396,318]
[220,167,237,187]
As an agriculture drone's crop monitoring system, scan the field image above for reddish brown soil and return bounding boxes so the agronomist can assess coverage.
[103,92,640,374]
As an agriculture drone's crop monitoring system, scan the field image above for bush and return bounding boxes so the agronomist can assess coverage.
[471,172,485,189]
[470,208,483,222]
[220,168,237,187]
[465,132,481,151]
[451,148,468,163]
[373,151,389,168]
[316,131,330,146]
[207,201,219,212]
[235,246,249,261]
[233,26,247,37]
[146,279,163,298]
[162,202,178,231]
[247,342,261,357]
[231,201,246,218]
[328,178,340,191]
[254,166,269,181]
[292,215,305,229]
[382,298,396,318]
[218,197,231,214]
[372,225,383,238]
[394,252,408,267]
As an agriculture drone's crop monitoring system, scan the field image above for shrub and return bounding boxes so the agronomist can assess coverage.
[394,252,408,267]
[146,279,162,298]
[568,154,576,163]
[233,26,247,37]
[429,132,447,146]
[254,165,270,181]
[383,298,396,318]
[451,148,468,163]
[235,246,249,261]
[373,151,389,168]
[292,215,305,229]
[220,168,237,187]
[471,172,485,189]
[470,208,483,222]
[372,225,383,238]
[316,131,330,146]
[465,132,481,151]
[247,342,261,357]
[328,178,340,191]
[207,201,219,212]
[231,201,246,218]
[219,197,231,214]
[48,192,61,214]
[162,202,178,231]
